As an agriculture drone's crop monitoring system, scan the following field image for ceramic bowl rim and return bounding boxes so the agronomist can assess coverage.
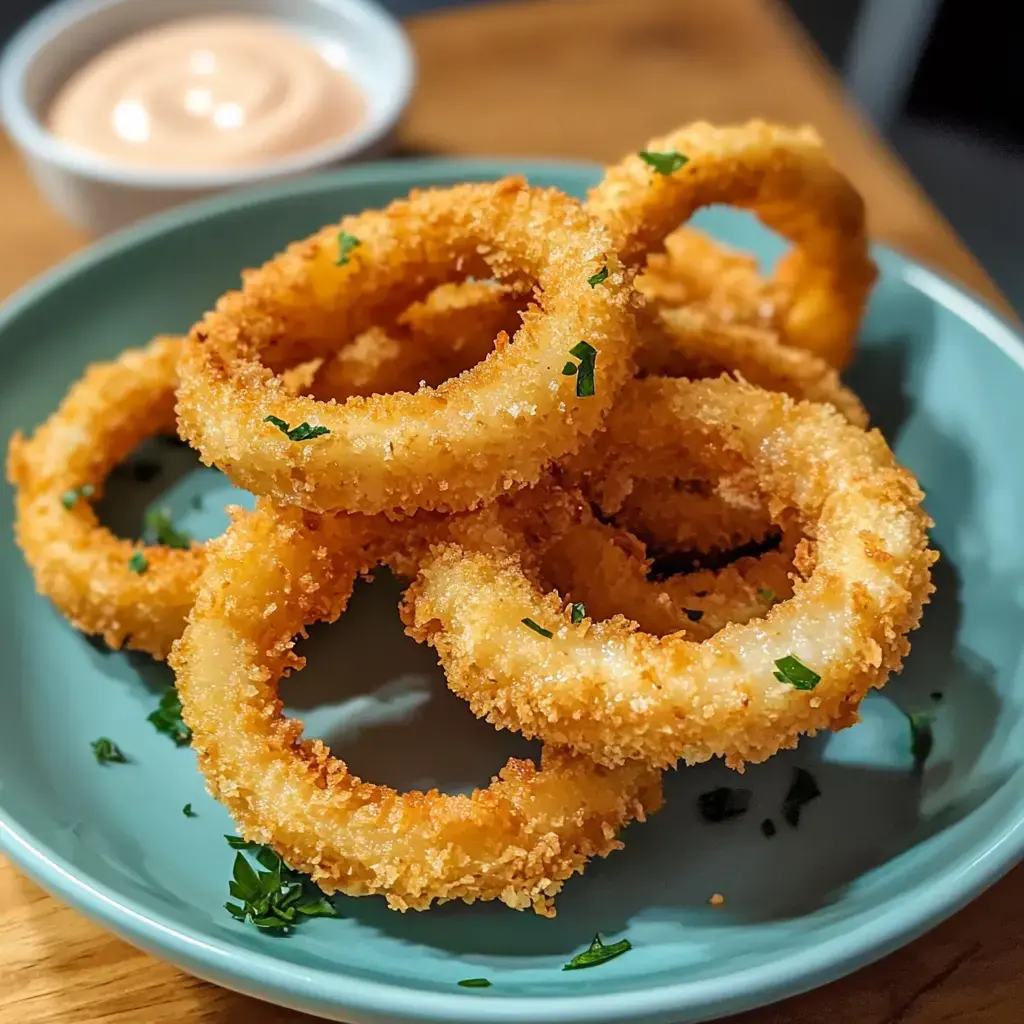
[0,0,415,191]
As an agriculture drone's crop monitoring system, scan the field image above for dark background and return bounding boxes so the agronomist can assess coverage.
[789,0,1023,313]
[3,0,1021,312]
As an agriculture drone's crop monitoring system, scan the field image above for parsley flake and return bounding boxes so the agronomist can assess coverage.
[61,484,95,509]
[698,786,751,823]
[684,608,704,622]
[143,507,192,550]
[522,617,553,639]
[264,415,331,441]
[782,767,821,828]
[587,266,609,288]
[225,835,259,850]
[564,340,597,398]
[183,803,196,818]
[761,818,777,838]
[148,686,191,746]
[336,231,361,266]
[224,839,336,931]
[457,978,492,988]
[773,655,820,690]
[128,551,148,575]
[757,588,776,604]
[570,602,586,625]
[562,934,632,971]
[908,711,934,768]
[91,737,127,765]
[638,150,689,175]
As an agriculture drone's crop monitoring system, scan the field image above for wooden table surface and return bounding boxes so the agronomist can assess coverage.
[0,0,1019,1021]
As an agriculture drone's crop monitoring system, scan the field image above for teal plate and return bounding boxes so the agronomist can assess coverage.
[1,160,1023,1024]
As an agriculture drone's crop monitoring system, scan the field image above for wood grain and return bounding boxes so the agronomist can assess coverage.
[0,0,1019,1021]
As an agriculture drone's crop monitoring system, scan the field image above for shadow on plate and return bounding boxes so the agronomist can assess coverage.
[74,438,248,693]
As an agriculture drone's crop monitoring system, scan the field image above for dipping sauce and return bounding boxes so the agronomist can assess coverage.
[47,15,366,171]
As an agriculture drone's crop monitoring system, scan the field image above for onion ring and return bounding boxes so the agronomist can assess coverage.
[403,376,935,770]
[637,226,780,327]
[176,179,637,515]
[586,121,878,368]
[306,280,524,402]
[6,336,201,659]
[637,306,868,426]
[449,484,799,641]
[170,501,663,916]
[305,281,866,425]
[612,475,779,555]
[5,336,324,658]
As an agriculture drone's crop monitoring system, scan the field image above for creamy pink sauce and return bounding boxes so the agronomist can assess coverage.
[47,15,366,171]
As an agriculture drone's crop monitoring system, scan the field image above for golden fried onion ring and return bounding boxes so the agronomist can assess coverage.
[307,280,524,402]
[637,306,868,426]
[587,121,878,368]
[612,474,779,555]
[404,377,935,770]
[450,485,798,642]
[170,501,662,916]
[176,179,636,515]
[637,226,779,326]
[305,278,867,425]
[6,337,201,659]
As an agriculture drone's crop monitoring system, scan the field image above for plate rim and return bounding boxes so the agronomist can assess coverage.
[2,156,1023,1024]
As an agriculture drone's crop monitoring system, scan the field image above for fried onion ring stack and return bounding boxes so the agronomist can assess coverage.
[7,120,934,918]
[176,179,637,515]
[588,120,878,368]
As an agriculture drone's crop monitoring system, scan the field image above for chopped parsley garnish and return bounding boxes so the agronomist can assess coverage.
[757,588,776,604]
[773,655,820,690]
[522,617,553,639]
[781,767,821,828]
[61,484,95,509]
[336,231,361,266]
[638,150,689,175]
[562,934,632,971]
[457,978,492,988]
[148,686,191,746]
[224,838,336,931]
[91,737,127,765]
[908,711,934,768]
[562,340,597,398]
[128,551,148,575]
[697,786,751,823]
[183,803,196,818]
[225,835,264,851]
[587,266,609,288]
[570,602,586,625]
[760,818,777,838]
[143,507,192,550]
[264,415,331,441]
[684,608,704,622]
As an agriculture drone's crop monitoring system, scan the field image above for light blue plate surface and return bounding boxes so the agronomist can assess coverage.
[0,160,1022,1024]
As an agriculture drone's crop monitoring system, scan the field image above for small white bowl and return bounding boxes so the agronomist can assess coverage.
[0,0,415,235]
